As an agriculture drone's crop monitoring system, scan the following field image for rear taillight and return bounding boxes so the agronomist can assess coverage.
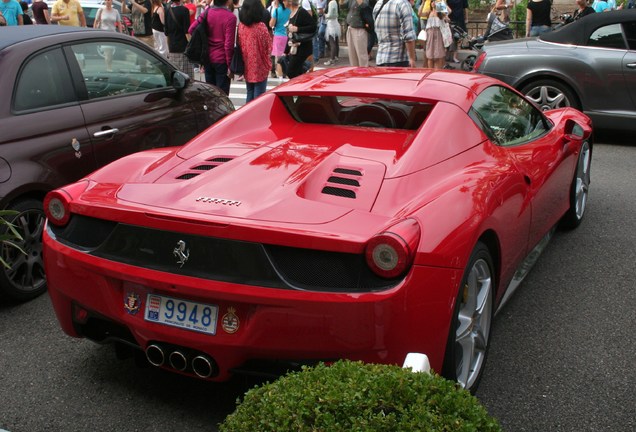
[473,52,486,72]
[43,181,89,227]
[365,219,420,279]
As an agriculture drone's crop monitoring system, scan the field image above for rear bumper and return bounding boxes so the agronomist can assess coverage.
[44,228,460,381]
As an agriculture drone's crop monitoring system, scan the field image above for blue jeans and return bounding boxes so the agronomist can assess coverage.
[204,62,230,96]
[529,25,551,37]
[313,23,327,61]
[246,79,268,103]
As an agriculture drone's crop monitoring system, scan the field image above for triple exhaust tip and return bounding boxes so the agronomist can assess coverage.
[145,344,215,378]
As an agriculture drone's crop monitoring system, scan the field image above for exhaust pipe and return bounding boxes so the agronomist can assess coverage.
[146,344,165,367]
[168,350,188,371]
[192,355,215,378]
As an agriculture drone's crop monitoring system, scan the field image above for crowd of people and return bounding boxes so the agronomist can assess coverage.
[1,0,634,102]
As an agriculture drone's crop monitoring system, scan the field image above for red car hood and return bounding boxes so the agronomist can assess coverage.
[116,140,388,224]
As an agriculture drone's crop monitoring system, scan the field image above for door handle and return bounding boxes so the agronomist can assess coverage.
[93,128,119,137]
[627,63,636,69]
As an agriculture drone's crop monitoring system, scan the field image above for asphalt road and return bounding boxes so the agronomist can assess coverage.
[1,140,634,432]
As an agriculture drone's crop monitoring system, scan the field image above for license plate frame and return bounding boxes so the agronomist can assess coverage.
[144,294,218,335]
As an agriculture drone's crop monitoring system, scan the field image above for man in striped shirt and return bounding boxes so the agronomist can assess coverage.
[373,0,416,67]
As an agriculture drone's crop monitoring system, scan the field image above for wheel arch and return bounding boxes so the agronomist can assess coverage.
[476,230,501,295]
[515,74,583,110]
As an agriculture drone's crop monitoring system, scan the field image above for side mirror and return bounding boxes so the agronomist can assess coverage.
[172,71,190,90]
[564,119,589,141]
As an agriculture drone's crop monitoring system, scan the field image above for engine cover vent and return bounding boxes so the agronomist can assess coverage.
[321,167,363,199]
[176,156,235,180]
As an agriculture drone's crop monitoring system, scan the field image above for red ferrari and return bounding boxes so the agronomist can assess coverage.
[43,68,592,392]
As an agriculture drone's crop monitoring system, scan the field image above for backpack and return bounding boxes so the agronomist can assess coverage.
[184,8,210,65]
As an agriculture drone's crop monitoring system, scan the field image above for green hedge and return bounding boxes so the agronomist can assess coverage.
[220,360,501,432]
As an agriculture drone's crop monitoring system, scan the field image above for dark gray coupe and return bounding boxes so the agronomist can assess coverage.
[475,10,636,133]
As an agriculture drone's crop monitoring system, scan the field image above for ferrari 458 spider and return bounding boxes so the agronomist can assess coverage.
[43,67,593,392]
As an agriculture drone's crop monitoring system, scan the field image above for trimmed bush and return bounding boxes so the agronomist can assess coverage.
[220,360,501,432]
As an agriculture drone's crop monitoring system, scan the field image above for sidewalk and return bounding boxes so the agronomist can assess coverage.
[318,43,476,69]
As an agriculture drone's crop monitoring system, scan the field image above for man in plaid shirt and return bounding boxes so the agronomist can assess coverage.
[373,0,416,67]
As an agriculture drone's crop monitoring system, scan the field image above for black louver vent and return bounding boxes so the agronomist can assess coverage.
[176,156,235,180]
[321,167,363,199]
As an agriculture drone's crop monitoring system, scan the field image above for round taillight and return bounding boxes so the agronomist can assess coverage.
[44,190,71,226]
[365,219,420,279]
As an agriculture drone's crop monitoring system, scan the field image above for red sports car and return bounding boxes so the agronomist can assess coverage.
[43,68,592,392]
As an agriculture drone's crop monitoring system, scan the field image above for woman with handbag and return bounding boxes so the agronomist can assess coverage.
[150,0,168,57]
[285,0,316,79]
[238,0,272,102]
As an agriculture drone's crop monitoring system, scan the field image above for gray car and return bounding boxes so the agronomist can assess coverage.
[474,10,636,133]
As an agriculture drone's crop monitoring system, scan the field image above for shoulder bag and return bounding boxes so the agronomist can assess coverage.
[229,29,245,75]
[184,8,210,65]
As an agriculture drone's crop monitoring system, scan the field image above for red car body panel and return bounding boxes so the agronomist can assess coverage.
[43,68,593,381]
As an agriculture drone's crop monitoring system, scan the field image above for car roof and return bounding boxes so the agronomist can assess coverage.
[540,9,636,45]
[0,26,96,51]
[0,26,129,52]
[274,67,500,109]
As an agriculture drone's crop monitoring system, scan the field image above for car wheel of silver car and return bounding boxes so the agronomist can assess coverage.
[442,242,494,393]
[461,55,476,72]
[521,79,580,111]
[560,140,592,230]
[0,199,47,302]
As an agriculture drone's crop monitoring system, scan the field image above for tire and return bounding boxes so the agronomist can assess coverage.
[0,199,47,302]
[461,55,476,71]
[520,79,580,111]
[560,140,592,230]
[442,242,494,393]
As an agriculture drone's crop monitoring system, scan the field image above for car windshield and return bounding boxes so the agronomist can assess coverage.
[280,95,434,131]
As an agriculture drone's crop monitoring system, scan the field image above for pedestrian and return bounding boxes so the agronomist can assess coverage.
[286,0,316,78]
[165,0,196,77]
[346,0,369,66]
[94,0,122,32]
[373,0,417,67]
[572,0,595,21]
[323,0,340,65]
[425,0,448,69]
[270,0,292,81]
[31,0,51,24]
[238,0,272,103]
[189,0,237,95]
[127,0,155,47]
[311,0,327,63]
[525,0,551,37]
[51,0,86,26]
[0,0,22,25]
[20,2,32,24]
[493,0,511,24]
[150,0,168,57]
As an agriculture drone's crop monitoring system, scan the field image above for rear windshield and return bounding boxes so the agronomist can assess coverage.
[280,95,434,131]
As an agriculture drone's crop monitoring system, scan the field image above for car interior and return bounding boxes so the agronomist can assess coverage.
[283,95,434,131]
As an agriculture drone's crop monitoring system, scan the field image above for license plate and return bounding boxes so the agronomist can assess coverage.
[144,294,218,335]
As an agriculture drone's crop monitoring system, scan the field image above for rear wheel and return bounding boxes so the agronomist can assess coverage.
[0,199,47,302]
[560,140,592,229]
[442,242,494,393]
[520,79,580,111]
[461,55,476,71]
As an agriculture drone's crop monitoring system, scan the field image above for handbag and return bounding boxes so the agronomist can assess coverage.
[440,21,452,48]
[229,32,245,75]
[184,8,210,65]
[291,32,315,43]
[131,3,146,35]
[417,29,427,41]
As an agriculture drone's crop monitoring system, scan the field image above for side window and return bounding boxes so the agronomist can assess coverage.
[69,41,172,99]
[588,24,626,50]
[13,48,77,112]
[469,86,549,147]
[624,22,636,50]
